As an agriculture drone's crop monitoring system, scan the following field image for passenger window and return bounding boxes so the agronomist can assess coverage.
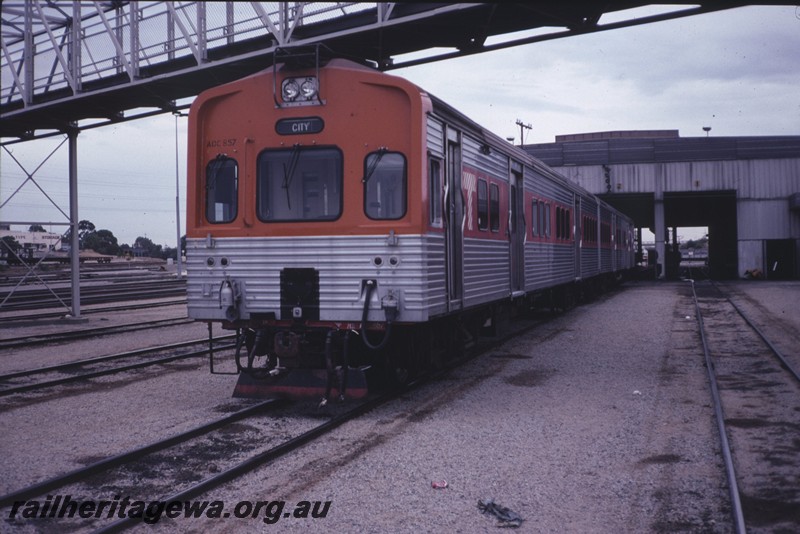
[538,201,545,237]
[556,206,562,239]
[429,158,443,226]
[545,203,551,237]
[206,156,238,223]
[477,180,488,230]
[531,200,538,237]
[257,147,342,221]
[490,184,500,232]
[364,151,407,220]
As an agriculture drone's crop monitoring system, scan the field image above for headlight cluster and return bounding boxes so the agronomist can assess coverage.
[281,76,319,103]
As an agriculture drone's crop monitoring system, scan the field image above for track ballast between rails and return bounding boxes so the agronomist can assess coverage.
[0,318,194,351]
[689,279,800,533]
[1,302,560,532]
[0,337,236,396]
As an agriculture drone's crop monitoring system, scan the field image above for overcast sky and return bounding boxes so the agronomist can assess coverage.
[1,5,798,247]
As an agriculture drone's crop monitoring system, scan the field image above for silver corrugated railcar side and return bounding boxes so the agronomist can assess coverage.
[186,234,440,324]
[599,204,614,274]
[580,193,600,279]
[524,166,576,290]
[461,132,512,308]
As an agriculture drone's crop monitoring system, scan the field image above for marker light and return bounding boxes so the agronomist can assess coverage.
[300,78,318,99]
[281,76,319,104]
[282,80,300,101]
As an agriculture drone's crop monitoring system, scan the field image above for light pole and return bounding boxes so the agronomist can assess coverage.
[173,111,188,279]
[515,119,532,146]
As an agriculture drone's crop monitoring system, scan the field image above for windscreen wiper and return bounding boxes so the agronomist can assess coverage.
[282,144,302,210]
[362,147,388,185]
[206,154,228,191]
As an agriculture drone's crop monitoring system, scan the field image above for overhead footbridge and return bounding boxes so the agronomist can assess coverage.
[2,1,795,140]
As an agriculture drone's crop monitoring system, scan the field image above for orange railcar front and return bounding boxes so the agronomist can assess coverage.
[186,59,431,241]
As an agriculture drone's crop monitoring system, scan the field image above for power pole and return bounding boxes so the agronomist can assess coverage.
[515,119,532,146]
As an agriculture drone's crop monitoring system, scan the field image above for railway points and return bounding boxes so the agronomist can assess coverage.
[1,281,797,532]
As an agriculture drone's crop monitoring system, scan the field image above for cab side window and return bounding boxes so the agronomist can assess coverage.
[364,151,407,220]
[429,157,443,226]
[206,156,238,223]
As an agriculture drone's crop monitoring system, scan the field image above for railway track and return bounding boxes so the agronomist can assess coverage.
[0,336,235,397]
[0,298,187,322]
[0,317,195,351]
[0,271,175,288]
[0,279,186,312]
[690,279,800,533]
[0,367,432,532]
[0,398,289,509]
[0,300,559,532]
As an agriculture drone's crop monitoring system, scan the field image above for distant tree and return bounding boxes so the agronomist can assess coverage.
[78,220,96,245]
[28,224,46,232]
[83,229,120,256]
[161,245,177,261]
[134,236,163,258]
[119,244,132,259]
[1,235,22,258]
[63,220,97,249]
[682,236,709,250]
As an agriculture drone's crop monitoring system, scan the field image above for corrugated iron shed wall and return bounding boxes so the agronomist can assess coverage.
[527,136,800,167]
[540,157,800,201]
[525,135,800,278]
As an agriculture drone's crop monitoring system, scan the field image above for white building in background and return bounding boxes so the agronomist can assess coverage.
[0,229,63,251]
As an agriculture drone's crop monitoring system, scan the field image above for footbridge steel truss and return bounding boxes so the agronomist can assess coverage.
[2,1,794,140]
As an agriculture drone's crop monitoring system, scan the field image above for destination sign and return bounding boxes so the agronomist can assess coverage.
[275,117,324,135]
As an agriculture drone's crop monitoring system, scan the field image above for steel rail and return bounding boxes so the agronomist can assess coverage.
[689,279,747,534]
[96,306,564,532]
[0,399,288,508]
[0,278,185,299]
[0,342,236,396]
[2,290,576,531]
[0,336,235,383]
[0,299,187,322]
[0,272,178,287]
[0,317,194,350]
[714,281,800,384]
[0,285,187,312]
[94,390,393,533]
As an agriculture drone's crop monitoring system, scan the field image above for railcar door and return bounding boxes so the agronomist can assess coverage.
[611,213,618,272]
[509,163,525,294]
[574,195,581,279]
[444,129,464,310]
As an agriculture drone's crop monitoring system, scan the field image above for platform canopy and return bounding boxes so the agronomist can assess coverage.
[2,1,795,140]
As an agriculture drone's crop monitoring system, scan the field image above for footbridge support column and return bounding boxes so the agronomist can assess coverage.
[654,164,666,279]
[68,127,81,318]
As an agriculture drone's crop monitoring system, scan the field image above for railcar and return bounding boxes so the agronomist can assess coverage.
[185,48,634,400]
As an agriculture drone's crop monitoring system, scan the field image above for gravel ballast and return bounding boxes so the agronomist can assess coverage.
[5,280,796,533]
[144,282,732,533]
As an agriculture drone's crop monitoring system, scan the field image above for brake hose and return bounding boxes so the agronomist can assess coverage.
[360,280,392,350]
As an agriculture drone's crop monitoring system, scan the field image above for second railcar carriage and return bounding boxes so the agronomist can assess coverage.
[185,50,634,399]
